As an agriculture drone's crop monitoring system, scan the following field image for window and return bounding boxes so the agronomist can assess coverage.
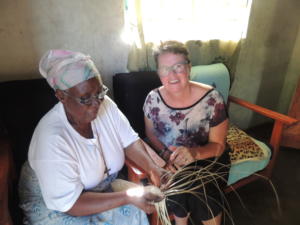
[123,0,252,45]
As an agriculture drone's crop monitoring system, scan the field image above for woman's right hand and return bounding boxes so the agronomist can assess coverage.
[164,162,177,173]
[169,145,195,168]
[127,194,156,214]
[126,186,164,214]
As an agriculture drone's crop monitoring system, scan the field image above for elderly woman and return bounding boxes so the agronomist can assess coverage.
[143,41,230,225]
[19,49,164,225]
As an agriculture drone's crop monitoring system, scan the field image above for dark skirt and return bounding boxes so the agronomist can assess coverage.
[166,150,230,223]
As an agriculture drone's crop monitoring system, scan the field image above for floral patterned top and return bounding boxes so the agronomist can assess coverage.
[143,88,228,148]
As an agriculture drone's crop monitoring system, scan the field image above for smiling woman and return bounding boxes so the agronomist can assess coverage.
[143,41,230,225]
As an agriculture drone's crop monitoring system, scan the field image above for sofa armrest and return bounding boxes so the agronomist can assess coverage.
[0,138,13,225]
[125,159,148,184]
[229,96,297,125]
[228,95,298,177]
[229,95,298,148]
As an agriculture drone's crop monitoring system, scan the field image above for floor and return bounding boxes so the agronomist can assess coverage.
[223,123,300,225]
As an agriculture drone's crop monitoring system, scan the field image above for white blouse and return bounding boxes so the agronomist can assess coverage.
[28,96,139,212]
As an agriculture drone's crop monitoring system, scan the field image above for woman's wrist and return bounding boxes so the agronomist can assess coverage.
[158,147,172,161]
[191,146,204,160]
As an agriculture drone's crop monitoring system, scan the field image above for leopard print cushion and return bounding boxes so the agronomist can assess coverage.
[227,123,267,164]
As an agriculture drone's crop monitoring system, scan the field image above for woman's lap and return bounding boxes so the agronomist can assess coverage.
[167,151,230,222]
[19,162,149,225]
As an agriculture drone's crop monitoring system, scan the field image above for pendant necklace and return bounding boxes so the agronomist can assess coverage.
[93,123,111,176]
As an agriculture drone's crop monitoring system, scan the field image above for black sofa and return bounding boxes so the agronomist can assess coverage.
[0,78,58,225]
[113,71,161,138]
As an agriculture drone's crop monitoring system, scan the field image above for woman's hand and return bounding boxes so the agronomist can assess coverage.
[164,162,177,173]
[169,146,196,168]
[127,194,157,214]
[148,165,171,187]
[143,186,164,202]
[126,186,163,214]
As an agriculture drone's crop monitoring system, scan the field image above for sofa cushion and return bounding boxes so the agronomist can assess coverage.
[0,78,58,176]
[190,63,230,102]
[227,123,268,164]
[113,72,161,138]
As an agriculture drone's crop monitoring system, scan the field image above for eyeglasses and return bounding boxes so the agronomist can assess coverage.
[158,60,190,77]
[63,85,109,106]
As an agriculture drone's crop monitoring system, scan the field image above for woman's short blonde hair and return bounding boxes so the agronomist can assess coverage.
[153,41,190,68]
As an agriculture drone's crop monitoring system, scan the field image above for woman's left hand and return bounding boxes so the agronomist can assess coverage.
[149,166,171,187]
[169,146,195,168]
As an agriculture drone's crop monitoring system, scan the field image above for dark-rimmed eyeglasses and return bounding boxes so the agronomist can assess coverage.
[63,85,109,106]
[158,60,190,77]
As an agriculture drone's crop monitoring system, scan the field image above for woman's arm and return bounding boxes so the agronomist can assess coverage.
[169,119,228,167]
[145,116,173,160]
[144,116,165,151]
[67,137,167,217]
[67,189,155,216]
[193,118,228,159]
[145,116,178,173]
[124,139,166,187]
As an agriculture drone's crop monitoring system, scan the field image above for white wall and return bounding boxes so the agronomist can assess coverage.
[229,0,300,128]
[0,0,130,90]
[277,27,300,114]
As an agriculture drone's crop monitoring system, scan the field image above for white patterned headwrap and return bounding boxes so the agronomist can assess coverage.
[39,49,101,90]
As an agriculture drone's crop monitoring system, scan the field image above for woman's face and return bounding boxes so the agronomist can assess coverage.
[157,52,191,93]
[58,77,104,125]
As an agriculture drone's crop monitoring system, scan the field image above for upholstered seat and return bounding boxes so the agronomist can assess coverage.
[190,63,272,185]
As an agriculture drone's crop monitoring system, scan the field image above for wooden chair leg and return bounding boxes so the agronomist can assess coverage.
[151,211,161,225]
[151,208,175,225]
[0,139,13,225]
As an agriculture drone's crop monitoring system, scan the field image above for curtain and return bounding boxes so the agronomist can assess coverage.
[123,0,252,76]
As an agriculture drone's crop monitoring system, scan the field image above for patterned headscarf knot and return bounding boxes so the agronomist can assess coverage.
[39,49,101,90]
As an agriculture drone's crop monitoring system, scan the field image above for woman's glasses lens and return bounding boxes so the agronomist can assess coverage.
[65,85,109,105]
[159,61,189,77]
[80,85,109,105]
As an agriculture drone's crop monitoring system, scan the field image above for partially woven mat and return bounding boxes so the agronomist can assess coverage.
[227,123,268,164]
